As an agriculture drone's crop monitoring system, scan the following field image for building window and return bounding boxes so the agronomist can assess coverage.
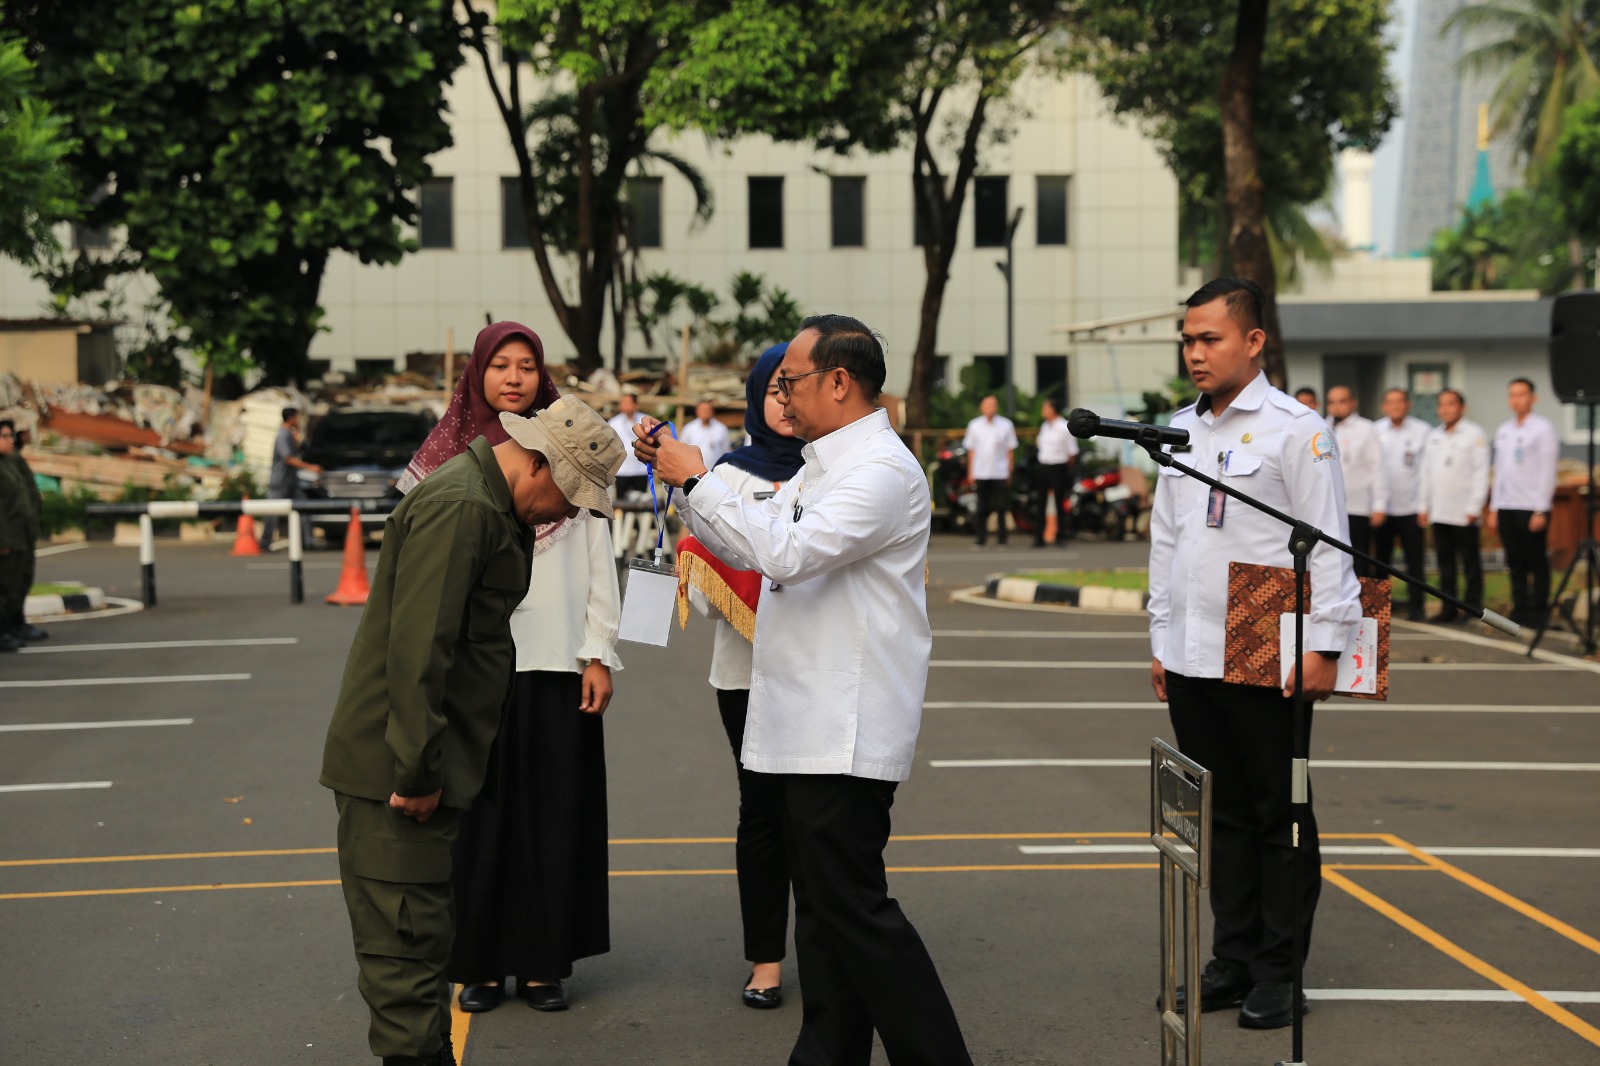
[973,176,1009,248]
[831,176,865,248]
[1035,355,1068,407]
[931,355,950,392]
[973,354,1008,390]
[1036,176,1069,246]
[419,177,453,249]
[748,176,784,249]
[628,177,662,249]
[502,177,530,249]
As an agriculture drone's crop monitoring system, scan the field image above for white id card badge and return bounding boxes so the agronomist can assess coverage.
[618,559,679,646]
[1277,615,1378,695]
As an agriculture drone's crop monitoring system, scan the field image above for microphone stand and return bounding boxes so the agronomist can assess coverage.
[1130,425,1517,1066]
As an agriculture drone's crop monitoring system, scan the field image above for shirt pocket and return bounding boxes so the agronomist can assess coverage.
[1226,453,1265,478]
[467,555,527,644]
[1158,465,1199,516]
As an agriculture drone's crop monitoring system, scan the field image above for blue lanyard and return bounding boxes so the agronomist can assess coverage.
[645,421,677,565]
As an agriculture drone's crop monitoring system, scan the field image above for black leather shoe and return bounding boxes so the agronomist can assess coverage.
[0,633,20,653]
[382,1040,454,1066]
[742,974,782,1009]
[1237,981,1308,1029]
[522,980,568,1012]
[12,623,47,642]
[1157,958,1252,1013]
[456,983,504,1013]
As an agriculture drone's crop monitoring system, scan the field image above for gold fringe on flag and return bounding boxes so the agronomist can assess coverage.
[676,552,758,643]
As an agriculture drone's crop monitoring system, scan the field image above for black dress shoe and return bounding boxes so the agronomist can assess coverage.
[456,983,504,1013]
[382,1040,454,1066]
[742,974,782,1009]
[521,980,568,1012]
[1157,958,1252,1013]
[1429,611,1461,626]
[1237,981,1308,1029]
[12,623,47,642]
[0,633,20,652]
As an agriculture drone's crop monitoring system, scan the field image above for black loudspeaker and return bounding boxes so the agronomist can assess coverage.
[1551,290,1600,402]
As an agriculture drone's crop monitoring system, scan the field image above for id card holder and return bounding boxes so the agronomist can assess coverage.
[618,559,679,646]
[1206,487,1226,527]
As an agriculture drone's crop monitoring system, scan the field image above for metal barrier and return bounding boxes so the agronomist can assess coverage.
[86,498,397,606]
[1152,739,1212,1066]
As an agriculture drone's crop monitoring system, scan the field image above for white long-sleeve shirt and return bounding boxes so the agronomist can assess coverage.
[510,514,623,673]
[1419,419,1491,527]
[1489,412,1560,512]
[1332,414,1388,516]
[963,414,1018,480]
[681,417,731,471]
[678,408,931,781]
[694,463,788,691]
[1035,416,1080,466]
[608,411,649,478]
[1375,415,1431,516]
[1148,372,1361,675]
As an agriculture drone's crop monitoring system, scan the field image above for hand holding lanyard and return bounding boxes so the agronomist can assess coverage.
[645,421,678,568]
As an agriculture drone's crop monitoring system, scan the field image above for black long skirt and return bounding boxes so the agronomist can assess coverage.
[446,670,610,983]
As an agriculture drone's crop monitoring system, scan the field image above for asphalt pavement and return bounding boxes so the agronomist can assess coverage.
[3,533,1598,1065]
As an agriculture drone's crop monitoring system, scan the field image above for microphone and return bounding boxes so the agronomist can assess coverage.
[1067,409,1189,447]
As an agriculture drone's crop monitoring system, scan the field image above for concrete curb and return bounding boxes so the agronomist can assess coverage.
[25,584,108,619]
[983,574,1149,612]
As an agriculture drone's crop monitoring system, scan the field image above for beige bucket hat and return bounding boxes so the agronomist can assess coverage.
[499,397,625,517]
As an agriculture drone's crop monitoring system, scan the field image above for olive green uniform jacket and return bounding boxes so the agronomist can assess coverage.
[320,437,534,810]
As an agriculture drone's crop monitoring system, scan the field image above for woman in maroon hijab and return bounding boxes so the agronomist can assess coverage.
[402,321,623,1015]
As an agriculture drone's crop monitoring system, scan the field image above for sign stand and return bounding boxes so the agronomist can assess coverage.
[1153,739,1212,1066]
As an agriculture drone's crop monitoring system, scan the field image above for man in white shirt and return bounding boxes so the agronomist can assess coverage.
[1419,388,1491,623]
[680,399,731,471]
[633,314,971,1066]
[607,392,650,497]
[1149,278,1360,1030]
[1374,388,1432,621]
[1488,377,1560,626]
[1325,386,1387,576]
[963,394,1018,547]
[1031,397,1079,546]
[1293,386,1319,412]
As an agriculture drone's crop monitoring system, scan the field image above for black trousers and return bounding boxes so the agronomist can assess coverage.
[1033,462,1074,544]
[1432,522,1483,617]
[1346,514,1375,578]
[973,478,1009,544]
[716,688,791,963]
[1374,513,1426,617]
[1497,509,1551,624]
[780,774,972,1066]
[1165,673,1320,983]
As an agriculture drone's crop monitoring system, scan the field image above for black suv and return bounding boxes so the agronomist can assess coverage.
[299,405,435,544]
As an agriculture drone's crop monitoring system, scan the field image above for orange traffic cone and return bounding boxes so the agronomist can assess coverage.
[232,496,261,556]
[1043,508,1058,545]
[325,507,370,606]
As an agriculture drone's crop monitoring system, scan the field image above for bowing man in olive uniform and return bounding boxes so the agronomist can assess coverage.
[321,398,623,1066]
[0,420,38,653]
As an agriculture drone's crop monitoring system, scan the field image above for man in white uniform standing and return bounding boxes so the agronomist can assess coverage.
[1488,377,1560,626]
[1148,278,1361,1030]
[1419,389,1491,624]
[632,314,972,1066]
[963,394,1018,547]
[681,399,731,471]
[1374,388,1432,621]
[1326,385,1387,576]
[607,392,650,498]
[1032,397,1079,546]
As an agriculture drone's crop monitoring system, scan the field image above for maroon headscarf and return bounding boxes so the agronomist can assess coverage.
[398,321,561,493]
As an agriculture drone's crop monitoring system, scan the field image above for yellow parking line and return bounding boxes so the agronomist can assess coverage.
[1323,868,1600,1050]
[1381,834,1600,958]
[0,879,341,900]
[1323,863,1430,871]
[449,985,471,1059]
[0,847,338,868]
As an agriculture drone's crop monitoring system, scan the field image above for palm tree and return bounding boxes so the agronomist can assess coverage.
[1445,0,1600,167]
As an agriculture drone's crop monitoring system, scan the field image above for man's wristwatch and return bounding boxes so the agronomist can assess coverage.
[682,475,702,497]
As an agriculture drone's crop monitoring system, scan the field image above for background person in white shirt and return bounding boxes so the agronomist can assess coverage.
[607,392,650,497]
[963,394,1018,547]
[1325,386,1388,576]
[1148,278,1360,1030]
[1419,389,1491,623]
[1488,377,1560,626]
[633,314,973,1066]
[1031,397,1079,546]
[680,399,731,470]
[1374,388,1432,621]
[1293,386,1319,412]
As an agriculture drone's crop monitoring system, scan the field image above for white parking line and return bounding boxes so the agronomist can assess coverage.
[929,660,1570,671]
[0,719,194,733]
[1016,844,1600,858]
[922,701,1600,714]
[35,543,90,557]
[931,629,1445,642]
[931,758,1600,771]
[0,673,251,689]
[1395,618,1600,677]
[1306,989,1600,1003]
[0,781,112,793]
[20,639,298,655]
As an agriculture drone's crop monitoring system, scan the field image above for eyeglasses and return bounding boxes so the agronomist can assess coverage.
[775,366,855,398]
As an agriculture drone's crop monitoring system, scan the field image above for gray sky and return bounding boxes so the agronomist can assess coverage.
[1370,0,1419,255]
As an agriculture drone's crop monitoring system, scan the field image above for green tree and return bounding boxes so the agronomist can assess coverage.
[1072,0,1397,385]
[1428,182,1586,293]
[1446,0,1600,168]
[0,35,77,266]
[9,1,464,384]
[1553,90,1600,249]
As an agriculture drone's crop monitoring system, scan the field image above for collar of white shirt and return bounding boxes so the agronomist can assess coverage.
[1195,370,1269,419]
[801,408,891,474]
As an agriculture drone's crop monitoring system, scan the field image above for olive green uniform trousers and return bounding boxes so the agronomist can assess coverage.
[335,793,461,1060]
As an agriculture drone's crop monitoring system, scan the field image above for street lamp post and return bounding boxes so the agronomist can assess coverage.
[995,206,1025,420]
